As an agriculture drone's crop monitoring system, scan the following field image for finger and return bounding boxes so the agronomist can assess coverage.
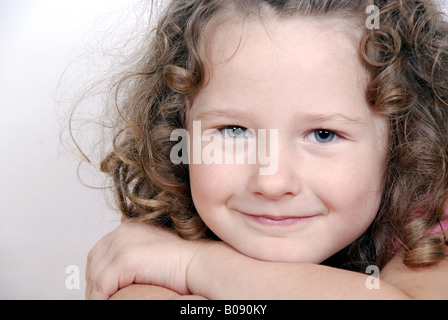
[87,245,138,300]
[89,266,121,300]
[90,262,139,300]
[85,233,113,299]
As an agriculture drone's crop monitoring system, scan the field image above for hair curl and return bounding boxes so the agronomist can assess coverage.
[94,0,448,271]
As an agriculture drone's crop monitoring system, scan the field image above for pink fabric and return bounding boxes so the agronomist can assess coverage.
[389,207,448,256]
[428,206,448,236]
[429,219,448,236]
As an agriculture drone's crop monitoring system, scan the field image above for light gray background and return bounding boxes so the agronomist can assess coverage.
[0,0,142,299]
[1,0,447,300]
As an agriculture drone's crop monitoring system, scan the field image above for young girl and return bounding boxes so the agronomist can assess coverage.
[84,0,448,299]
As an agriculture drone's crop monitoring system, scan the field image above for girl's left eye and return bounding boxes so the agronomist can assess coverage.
[219,126,252,139]
[305,129,339,144]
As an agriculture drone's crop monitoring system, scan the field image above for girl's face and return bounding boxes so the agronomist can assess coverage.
[187,16,389,263]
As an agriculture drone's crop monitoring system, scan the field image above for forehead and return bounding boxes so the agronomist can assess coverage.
[206,14,361,61]
[190,15,371,122]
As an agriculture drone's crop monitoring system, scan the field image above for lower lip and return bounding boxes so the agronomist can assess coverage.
[242,213,314,227]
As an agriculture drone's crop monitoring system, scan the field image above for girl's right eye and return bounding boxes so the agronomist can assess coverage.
[219,126,252,139]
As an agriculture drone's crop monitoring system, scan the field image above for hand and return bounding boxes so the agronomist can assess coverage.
[85,219,203,300]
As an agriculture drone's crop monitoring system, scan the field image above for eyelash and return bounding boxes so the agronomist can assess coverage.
[217,126,253,139]
[216,126,342,144]
[304,129,341,144]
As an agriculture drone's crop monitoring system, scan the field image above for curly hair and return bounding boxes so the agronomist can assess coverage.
[94,0,448,271]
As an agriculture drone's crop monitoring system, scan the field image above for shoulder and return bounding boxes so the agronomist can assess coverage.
[381,246,448,299]
[109,284,207,300]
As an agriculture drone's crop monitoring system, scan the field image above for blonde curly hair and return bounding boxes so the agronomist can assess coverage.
[80,0,448,271]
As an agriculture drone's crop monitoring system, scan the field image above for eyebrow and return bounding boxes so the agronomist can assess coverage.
[304,113,366,126]
[193,108,251,122]
[193,107,366,127]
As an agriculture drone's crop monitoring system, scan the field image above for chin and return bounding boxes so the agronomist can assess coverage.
[238,244,328,264]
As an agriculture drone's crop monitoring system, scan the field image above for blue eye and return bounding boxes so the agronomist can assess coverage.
[306,129,337,143]
[220,126,251,139]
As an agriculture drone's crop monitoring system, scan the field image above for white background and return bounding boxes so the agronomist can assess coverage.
[0,0,146,300]
[1,0,447,300]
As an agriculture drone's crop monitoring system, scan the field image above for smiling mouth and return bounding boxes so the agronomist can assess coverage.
[240,212,316,227]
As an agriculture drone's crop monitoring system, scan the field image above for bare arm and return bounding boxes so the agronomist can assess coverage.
[187,241,447,300]
[87,221,448,300]
[109,284,207,300]
[109,285,179,300]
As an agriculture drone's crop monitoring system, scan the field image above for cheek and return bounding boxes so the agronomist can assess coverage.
[316,164,383,251]
[189,164,215,207]
[313,147,386,221]
[337,160,385,226]
[189,164,237,213]
[189,164,246,238]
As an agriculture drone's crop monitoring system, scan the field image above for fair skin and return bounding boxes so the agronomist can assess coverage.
[90,220,448,300]
[188,15,388,264]
[86,15,448,300]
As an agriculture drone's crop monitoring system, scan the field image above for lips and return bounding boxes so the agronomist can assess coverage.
[239,211,315,227]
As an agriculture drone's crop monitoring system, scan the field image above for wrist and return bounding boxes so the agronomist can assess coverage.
[186,241,212,295]
[186,241,238,298]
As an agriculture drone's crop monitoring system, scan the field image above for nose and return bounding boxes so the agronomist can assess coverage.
[248,144,301,201]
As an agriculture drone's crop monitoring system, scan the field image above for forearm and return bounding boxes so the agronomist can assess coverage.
[109,284,207,300]
[187,242,411,300]
[109,284,178,300]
